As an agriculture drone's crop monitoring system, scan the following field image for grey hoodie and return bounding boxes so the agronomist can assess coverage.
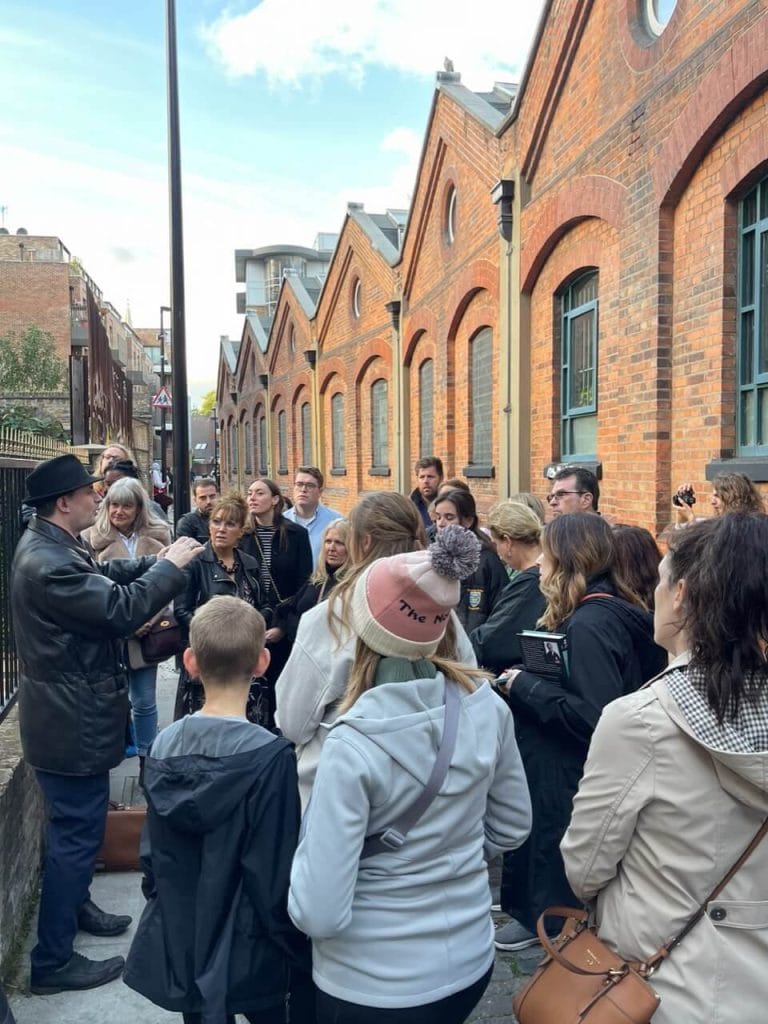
[288,674,531,1009]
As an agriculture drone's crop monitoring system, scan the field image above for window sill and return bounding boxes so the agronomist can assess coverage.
[705,457,768,483]
[277,469,289,476]
[330,467,347,477]
[369,466,391,477]
[543,460,602,480]
[462,464,495,479]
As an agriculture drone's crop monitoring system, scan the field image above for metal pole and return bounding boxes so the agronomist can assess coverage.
[159,307,168,488]
[165,0,190,525]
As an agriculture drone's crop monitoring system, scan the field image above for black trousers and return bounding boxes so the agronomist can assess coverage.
[32,770,110,972]
[315,965,493,1024]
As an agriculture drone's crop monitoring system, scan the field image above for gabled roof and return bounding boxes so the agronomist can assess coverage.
[221,336,240,372]
[285,275,319,319]
[437,74,518,131]
[346,204,404,267]
[245,313,269,353]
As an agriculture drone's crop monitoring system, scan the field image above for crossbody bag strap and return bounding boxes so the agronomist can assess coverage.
[252,530,283,603]
[645,814,768,973]
[360,682,461,859]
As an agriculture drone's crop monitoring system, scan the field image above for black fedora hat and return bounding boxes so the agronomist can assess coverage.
[24,454,103,506]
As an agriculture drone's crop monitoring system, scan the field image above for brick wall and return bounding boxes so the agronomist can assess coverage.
[0,261,71,362]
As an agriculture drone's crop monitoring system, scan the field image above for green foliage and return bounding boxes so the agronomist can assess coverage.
[0,404,69,441]
[0,325,67,392]
[196,389,216,417]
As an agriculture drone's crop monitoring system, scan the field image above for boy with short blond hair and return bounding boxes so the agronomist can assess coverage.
[124,596,310,1024]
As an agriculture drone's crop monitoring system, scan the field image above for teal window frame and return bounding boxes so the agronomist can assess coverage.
[277,410,287,473]
[469,328,493,465]
[371,378,389,468]
[331,393,345,470]
[301,401,312,465]
[419,358,434,457]
[737,178,768,455]
[560,271,598,460]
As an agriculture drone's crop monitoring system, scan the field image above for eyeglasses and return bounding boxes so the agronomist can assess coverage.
[546,489,585,503]
[294,481,318,490]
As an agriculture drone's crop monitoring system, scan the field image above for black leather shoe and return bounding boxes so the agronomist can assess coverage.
[29,951,125,994]
[77,898,132,937]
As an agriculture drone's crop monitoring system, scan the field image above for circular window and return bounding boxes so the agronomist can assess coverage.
[352,279,361,319]
[445,185,457,245]
[644,0,677,36]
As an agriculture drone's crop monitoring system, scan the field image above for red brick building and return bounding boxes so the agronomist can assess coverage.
[218,0,768,532]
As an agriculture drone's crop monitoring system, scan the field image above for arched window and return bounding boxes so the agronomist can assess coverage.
[738,177,768,454]
[352,279,362,319]
[371,379,388,468]
[644,0,677,37]
[331,393,345,470]
[560,271,598,458]
[244,418,253,475]
[301,401,312,464]
[419,358,434,456]
[445,185,457,245]
[277,410,287,474]
[229,418,239,475]
[255,412,268,475]
[469,329,492,465]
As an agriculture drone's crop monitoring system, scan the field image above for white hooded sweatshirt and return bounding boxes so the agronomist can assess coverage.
[288,673,531,1008]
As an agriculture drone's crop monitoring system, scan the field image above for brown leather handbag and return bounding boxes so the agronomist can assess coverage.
[513,816,768,1024]
[96,802,146,871]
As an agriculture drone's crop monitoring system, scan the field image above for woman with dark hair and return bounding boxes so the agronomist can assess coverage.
[611,523,661,610]
[562,515,768,1023]
[174,493,263,719]
[276,491,477,809]
[493,513,666,952]
[433,488,508,630]
[240,478,313,694]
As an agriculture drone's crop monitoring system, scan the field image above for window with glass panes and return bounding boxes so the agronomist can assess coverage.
[560,272,598,458]
[419,359,434,456]
[229,420,239,473]
[371,379,389,467]
[331,393,345,469]
[301,402,312,464]
[244,419,253,474]
[738,179,768,454]
[470,329,492,464]
[257,414,267,474]
[277,410,287,473]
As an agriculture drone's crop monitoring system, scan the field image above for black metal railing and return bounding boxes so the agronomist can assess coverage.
[0,458,31,722]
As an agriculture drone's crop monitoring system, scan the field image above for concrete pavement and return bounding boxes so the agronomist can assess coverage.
[7,660,540,1024]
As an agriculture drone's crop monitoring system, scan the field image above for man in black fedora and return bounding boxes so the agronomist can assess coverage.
[10,454,203,995]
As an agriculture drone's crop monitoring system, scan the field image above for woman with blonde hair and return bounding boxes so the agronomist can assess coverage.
[276,491,477,808]
[271,518,349,645]
[492,513,665,952]
[84,477,172,759]
[470,500,546,673]
[289,527,531,1024]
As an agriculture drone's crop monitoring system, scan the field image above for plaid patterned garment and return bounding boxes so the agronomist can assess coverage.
[665,666,768,753]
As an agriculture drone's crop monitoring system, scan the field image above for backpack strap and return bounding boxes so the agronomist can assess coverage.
[360,682,461,859]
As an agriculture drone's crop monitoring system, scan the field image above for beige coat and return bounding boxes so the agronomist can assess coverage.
[561,659,768,1024]
[85,521,171,562]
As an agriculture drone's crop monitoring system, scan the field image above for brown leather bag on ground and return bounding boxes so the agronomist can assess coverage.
[96,802,146,871]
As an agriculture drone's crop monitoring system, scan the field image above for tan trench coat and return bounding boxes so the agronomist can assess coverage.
[561,659,768,1024]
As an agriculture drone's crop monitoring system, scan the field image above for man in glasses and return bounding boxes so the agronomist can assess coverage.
[546,465,600,518]
[284,466,342,562]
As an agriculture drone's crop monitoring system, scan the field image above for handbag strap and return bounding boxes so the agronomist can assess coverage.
[251,529,284,603]
[646,813,768,970]
[360,682,460,859]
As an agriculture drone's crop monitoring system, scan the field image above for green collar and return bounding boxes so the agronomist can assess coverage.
[374,657,437,685]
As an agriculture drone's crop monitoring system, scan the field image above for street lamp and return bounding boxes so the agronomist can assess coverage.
[210,406,219,487]
[159,304,172,490]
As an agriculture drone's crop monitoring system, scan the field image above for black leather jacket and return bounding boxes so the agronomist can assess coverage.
[175,510,211,545]
[175,544,263,635]
[11,517,187,776]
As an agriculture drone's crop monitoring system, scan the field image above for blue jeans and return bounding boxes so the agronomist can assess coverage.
[32,771,110,972]
[129,665,158,756]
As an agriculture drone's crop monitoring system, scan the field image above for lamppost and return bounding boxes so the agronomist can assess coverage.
[210,406,219,487]
[159,305,172,489]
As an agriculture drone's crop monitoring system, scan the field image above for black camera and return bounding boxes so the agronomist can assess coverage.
[672,487,696,508]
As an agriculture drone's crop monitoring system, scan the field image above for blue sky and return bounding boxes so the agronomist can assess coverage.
[1,0,544,397]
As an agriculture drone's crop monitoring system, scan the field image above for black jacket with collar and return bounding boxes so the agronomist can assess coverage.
[239,516,312,606]
[175,543,263,635]
[175,509,211,545]
[11,517,186,776]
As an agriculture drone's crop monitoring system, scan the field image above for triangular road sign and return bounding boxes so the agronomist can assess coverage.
[152,385,173,409]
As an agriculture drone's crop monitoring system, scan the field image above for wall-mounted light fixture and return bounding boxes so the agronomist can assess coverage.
[491,179,515,243]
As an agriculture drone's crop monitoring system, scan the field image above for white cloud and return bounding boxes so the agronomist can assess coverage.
[201,0,545,90]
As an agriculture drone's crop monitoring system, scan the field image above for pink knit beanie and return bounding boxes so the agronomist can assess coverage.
[349,524,481,658]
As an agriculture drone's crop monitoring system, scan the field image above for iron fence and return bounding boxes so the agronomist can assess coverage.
[0,429,72,722]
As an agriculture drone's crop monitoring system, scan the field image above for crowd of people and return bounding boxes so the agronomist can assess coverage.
[8,447,768,1024]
